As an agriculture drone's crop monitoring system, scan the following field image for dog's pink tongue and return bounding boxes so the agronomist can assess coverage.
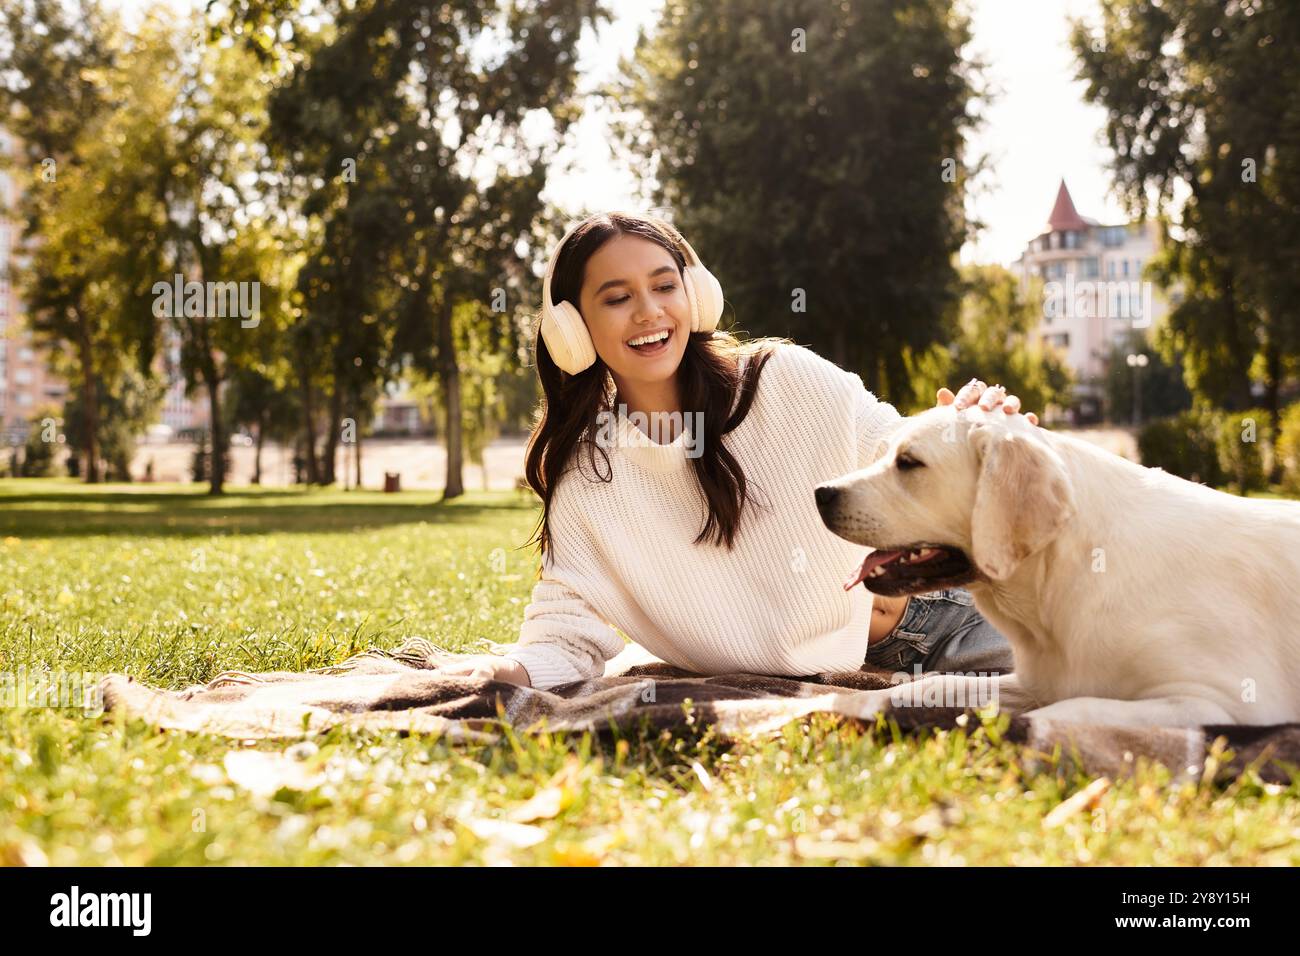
[842,549,905,591]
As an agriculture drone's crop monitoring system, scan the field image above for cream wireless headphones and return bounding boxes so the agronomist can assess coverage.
[538,216,725,374]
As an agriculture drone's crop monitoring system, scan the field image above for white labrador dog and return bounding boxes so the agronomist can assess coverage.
[815,405,1300,728]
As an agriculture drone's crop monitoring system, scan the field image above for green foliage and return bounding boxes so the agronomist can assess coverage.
[1102,328,1193,425]
[258,0,602,494]
[1072,1,1300,421]
[616,0,986,402]
[0,0,155,484]
[1138,406,1274,494]
[1214,407,1272,497]
[62,366,164,482]
[1276,403,1300,496]
[901,265,1074,416]
[1137,410,1225,487]
[19,414,59,478]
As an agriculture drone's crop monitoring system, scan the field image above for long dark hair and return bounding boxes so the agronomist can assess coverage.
[523,211,790,565]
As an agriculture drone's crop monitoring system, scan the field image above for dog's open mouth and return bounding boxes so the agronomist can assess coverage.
[841,545,976,596]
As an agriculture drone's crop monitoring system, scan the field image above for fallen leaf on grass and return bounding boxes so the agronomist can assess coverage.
[223,750,325,797]
[460,817,548,848]
[508,786,566,823]
[1043,777,1111,829]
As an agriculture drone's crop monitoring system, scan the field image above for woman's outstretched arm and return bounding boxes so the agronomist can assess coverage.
[502,574,628,691]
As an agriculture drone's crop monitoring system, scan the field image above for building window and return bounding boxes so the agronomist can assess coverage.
[1083,257,1099,278]
[1122,260,1129,277]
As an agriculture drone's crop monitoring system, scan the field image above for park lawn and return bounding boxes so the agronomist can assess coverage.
[0,479,1297,866]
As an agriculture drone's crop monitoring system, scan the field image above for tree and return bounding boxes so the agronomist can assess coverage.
[0,0,125,483]
[903,264,1074,417]
[614,0,986,401]
[227,366,299,485]
[1102,328,1191,426]
[259,0,605,498]
[19,409,60,477]
[1072,0,1300,476]
[3,3,292,493]
[147,21,291,494]
[63,366,164,481]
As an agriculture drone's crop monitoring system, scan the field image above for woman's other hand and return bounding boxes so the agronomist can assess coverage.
[432,654,532,687]
[936,378,1039,426]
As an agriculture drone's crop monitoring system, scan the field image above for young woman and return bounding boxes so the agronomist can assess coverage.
[435,211,1036,689]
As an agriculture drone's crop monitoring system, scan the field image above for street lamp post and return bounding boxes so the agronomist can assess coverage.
[1125,352,1149,426]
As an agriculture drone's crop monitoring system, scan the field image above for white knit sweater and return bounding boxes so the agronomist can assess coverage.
[504,342,904,691]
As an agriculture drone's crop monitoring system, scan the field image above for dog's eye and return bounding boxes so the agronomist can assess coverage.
[895,452,925,471]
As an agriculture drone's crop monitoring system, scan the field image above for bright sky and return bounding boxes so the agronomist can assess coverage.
[122,0,1128,267]
[960,0,1128,264]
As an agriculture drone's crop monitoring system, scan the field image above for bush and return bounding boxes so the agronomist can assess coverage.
[1278,403,1300,495]
[1215,408,1270,495]
[1137,410,1224,486]
[20,422,57,478]
[1139,407,1276,494]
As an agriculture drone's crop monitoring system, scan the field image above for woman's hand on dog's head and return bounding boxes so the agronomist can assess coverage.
[936,379,1039,426]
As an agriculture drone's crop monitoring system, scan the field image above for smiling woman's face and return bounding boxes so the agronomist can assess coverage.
[577,233,690,395]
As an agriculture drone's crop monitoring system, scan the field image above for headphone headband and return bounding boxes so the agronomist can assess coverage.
[540,215,699,313]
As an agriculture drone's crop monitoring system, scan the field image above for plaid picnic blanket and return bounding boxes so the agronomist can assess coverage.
[98,638,1300,784]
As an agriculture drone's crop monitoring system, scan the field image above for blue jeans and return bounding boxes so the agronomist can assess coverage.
[864,587,1014,675]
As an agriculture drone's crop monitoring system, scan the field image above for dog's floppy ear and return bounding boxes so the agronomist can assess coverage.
[968,424,1076,580]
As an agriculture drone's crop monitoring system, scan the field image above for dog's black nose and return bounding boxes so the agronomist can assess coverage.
[814,485,839,512]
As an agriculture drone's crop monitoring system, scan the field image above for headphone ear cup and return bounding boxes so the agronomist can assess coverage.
[540,301,597,374]
[684,265,724,333]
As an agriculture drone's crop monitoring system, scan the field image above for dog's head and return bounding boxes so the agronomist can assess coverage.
[816,406,1077,595]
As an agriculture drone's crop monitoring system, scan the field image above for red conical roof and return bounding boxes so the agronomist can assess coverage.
[1046,179,1088,232]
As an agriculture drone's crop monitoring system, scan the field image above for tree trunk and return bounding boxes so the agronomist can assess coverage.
[480,402,490,492]
[1264,329,1282,484]
[438,298,464,499]
[252,407,265,485]
[353,394,362,490]
[77,321,100,484]
[299,371,319,484]
[205,371,225,495]
[322,383,342,486]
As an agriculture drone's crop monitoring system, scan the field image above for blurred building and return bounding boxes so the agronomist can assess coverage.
[1012,180,1176,421]
[373,382,433,435]
[0,128,69,445]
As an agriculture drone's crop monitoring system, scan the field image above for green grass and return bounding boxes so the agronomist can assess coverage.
[1,478,1297,866]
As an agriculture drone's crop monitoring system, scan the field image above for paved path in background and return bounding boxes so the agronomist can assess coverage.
[129,437,532,490]
[125,427,1140,490]
[1057,426,1139,462]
